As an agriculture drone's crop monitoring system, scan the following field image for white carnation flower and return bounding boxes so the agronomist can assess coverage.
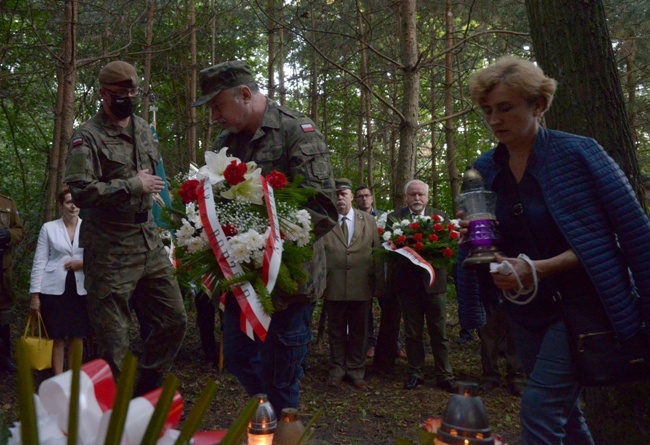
[393,228,403,236]
[382,231,392,241]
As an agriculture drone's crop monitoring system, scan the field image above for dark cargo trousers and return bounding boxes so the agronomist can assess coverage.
[84,246,187,376]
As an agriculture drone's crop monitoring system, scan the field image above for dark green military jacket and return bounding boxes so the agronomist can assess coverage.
[64,109,162,254]
[213,98,337,309]
[0,193,25,309]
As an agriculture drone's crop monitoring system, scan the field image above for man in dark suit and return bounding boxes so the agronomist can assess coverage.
[387,179,455,392]
[322,179,383,391]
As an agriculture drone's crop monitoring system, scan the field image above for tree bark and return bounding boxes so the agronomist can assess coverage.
[46,0,77,222]
[444,0,459,213]
[393,0,420,209]
[525,0,642,201]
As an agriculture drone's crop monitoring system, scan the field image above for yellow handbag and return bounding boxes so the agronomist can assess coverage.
[20,312,54,371]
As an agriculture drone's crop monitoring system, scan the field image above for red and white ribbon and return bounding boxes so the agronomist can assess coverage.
[197,178,271,341]
[383,242,436,287]
[260,176,282,294]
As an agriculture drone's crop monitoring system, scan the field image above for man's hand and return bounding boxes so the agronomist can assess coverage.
[136,169,164,194]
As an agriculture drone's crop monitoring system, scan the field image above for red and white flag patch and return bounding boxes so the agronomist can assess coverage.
[301,123,315,133]
[71,138,83,147]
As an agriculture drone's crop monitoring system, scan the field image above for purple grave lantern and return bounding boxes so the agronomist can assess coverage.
[457,167,503,268]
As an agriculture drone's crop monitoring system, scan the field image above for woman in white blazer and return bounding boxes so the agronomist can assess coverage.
[29,186,89,374]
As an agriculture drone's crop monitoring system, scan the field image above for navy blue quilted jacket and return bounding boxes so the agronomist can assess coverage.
[457,127,650,340]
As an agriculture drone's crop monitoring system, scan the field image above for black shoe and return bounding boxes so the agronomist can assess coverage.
[436,379,456,393]
[404,374,424,390]
[0,355,16,373]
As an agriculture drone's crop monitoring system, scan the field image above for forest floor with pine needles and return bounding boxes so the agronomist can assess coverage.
[0,298,522,444]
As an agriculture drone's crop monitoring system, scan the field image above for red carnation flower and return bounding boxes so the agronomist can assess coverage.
[413,233,423,241]
[396,235,407,245]
[224,160,248,185]
[222,224,238,237]
[447,223,456,231]
[178,179,200,204]
[428,234,439,242]
[442,247,454,258]
[265,169,288,190]
[378,228,385,235]
[433,223,444,231]
[449,231,460,239]
[433,214,443,222]
[414,241,424,251]
[409,222,419,229]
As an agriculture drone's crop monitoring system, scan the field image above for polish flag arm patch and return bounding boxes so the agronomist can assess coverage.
[71,137,83,147]
[301,123,315,133]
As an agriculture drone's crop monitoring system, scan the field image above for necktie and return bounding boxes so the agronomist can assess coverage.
[341,217,349,245]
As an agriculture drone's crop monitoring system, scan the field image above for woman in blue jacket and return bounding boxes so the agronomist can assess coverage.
[457,56,650,445]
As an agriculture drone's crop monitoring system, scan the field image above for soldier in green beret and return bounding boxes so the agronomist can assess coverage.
[193,60,337,413]
[0,192,25,372]
[64,61,187,395]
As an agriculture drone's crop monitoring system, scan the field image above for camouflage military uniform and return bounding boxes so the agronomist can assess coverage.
[210,93,336,412]
[0,193,24,371]
[214,98,336,309]
[0,193,24,311]
[64,108,186,377]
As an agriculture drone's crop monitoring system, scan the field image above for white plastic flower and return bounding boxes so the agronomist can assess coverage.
[186,234,208,254]
[228,237,252,264]
[376,212,388,229]
[199,148,238,185]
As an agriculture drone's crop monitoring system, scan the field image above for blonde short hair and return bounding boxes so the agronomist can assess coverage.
[468,56,558,114]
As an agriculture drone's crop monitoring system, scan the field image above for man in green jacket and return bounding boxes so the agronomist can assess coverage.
[65,61,186,395]
[193,60,337,413]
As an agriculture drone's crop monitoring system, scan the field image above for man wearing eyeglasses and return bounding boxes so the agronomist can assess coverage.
[64,61,187,396]
[354,186,383,219]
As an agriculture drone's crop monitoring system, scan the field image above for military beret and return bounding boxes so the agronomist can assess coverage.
[335,178,353,191]
[192,60,255,107]
[99,61,139,87]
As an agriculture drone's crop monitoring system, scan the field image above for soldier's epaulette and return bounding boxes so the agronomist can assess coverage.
[276,103,305,120]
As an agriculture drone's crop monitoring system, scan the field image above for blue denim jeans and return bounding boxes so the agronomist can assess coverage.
[510,318,594,445]
[223,294,311,413]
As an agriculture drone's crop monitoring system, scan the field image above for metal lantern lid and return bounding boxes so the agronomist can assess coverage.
[461,167,487,193]
[248,393,277,434]
[437,382,495,445]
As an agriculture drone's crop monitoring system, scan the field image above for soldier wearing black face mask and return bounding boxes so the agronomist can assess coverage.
[64,61,187,396]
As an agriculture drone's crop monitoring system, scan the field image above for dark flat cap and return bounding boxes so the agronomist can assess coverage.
[99,61,139,87]
[335,178,353,191]
[192,60,255,107]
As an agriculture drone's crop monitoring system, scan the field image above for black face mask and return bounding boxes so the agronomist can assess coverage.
[107,93,134,119]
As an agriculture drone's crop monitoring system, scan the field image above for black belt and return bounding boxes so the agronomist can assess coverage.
[89,208,150,224]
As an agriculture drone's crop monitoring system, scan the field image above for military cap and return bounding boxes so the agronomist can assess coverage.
[192,60,255,107]
[99,61,139,87]
[335,178,353,191]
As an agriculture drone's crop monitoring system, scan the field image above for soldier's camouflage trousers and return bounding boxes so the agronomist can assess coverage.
[84,246,187,376]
